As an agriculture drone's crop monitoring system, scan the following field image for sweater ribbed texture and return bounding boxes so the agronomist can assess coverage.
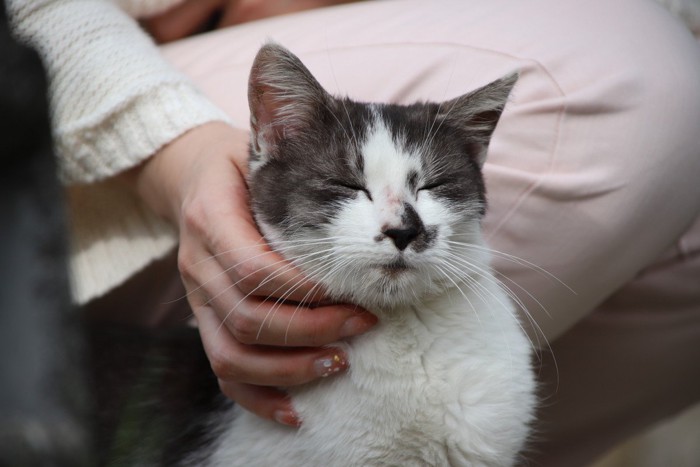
[8,0,232,303]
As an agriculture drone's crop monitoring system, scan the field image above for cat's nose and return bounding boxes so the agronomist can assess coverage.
[383,226,421,251]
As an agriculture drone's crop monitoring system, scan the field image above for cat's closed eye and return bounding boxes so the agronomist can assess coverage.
[331,180,372,200]
[418,180,448,192]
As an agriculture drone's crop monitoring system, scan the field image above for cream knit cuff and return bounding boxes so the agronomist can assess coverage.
[58,81,232,184]
[66,180,178,305]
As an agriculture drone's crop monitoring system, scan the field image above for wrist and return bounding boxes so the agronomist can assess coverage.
[121,122,250,225]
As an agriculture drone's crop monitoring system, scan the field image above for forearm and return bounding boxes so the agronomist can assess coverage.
[120,122,250,224]
[7,0,230,184]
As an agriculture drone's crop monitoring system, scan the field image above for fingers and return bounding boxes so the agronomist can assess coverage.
[218,382,301,427]
[216,0,364,28]
[197,306,351,385]
[180,187,324,305]
[216,238,322,304]
[142,0,223,43]
[152,123,376,427]
[187,259,371,427]
[167,123,318,304]
[182,242,376,347]
[212,191,319,303]
[181,221,322,305]
[196,303,355,428]
[188,243,357,347]
[219,297,375,347]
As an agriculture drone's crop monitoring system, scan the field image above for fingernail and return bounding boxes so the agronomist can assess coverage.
[273,409,302,427]
[340,314,377,338]
[313,351,348,378]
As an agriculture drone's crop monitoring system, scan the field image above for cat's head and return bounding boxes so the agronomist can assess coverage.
[247,43,516,310]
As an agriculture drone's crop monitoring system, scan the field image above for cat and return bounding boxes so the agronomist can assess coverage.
[195,43,535,467]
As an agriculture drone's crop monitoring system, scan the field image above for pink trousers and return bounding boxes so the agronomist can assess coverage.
[157,0,700,464]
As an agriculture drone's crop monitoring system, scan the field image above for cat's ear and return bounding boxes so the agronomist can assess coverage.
[440,72,518,166]
[248,42,330,156]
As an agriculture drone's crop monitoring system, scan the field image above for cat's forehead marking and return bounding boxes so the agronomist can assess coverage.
[361,116,421,193]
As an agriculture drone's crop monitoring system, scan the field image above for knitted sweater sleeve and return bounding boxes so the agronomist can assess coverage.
[7,0,231,184]
[7,0,233,304]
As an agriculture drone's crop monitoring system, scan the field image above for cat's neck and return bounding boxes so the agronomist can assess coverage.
[347,267,508,363]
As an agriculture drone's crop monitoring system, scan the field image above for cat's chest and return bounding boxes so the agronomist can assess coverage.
[290,305,475,432]
[210,285,534,467]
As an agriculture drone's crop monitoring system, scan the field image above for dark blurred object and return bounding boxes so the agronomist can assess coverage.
[86,321,221,466]
[0,3,91,466]
[81,250,222,466]
[0,6,220,465]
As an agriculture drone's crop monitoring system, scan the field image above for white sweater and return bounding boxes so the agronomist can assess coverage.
[7,0,231,303]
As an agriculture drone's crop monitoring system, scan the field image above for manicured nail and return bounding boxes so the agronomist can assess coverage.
[273,409,302,427]
[313,351,348,378]
[340,314,377,338]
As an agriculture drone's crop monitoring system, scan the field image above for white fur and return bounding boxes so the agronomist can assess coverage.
[203,123,535,466]
[363,116,423,204]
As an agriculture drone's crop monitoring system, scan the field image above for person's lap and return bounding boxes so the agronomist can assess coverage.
[156,0,700,464]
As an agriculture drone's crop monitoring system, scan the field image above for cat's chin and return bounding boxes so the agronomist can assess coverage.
[317,264,444,310]
[372,259,412,276]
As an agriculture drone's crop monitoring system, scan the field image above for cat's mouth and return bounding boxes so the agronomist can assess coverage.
[375,258,412,275]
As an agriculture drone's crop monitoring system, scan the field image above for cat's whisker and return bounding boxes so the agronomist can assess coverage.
[255,254,343,339]
[189,237,269,267]
[419,95,445,164]
[441,252,535,323]
[247,248,357,341]
[322,42,361,152]
[442,258,524,333]
[161,248,284,306]
[432,264,481,324]
[209,42,535,465]
[205,255,299,307]
[186,235,350,278]
[446,270,521,374]
[318,96,361,159]
[420,90,463,169]
[214,261,298,337]
[261,236,353,253]
[446,238,576,294]
[444,250,546,322]
[214,248,342,336]
[282,257,357,344]
[436,260,490,308]
[445,249,559,380]
[257,257,331,329]
[441,251,551,358]
[252,252,353,343]
[443,258,520,373]
[186,237,346,306]
[440,256,538,360]
[445,241,571,333]
[205,248,328,312]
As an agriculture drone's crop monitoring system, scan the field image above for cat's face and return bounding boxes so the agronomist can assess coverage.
[247,43,516,309]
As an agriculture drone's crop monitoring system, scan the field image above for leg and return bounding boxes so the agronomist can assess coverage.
[163,0,700,337]
[536,222,700,465]
[161,0,700,463]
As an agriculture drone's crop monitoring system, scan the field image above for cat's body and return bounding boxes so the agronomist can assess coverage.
[207,274,532,466]
[196,43,535,466]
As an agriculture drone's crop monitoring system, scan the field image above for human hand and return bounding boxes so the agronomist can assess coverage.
[143,0,362,43]
[125,122,377,425]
